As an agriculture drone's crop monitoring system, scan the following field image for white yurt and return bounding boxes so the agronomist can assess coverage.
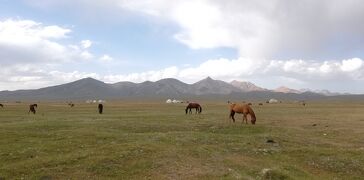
[269,98,279,103]
[172,99,181,103]
[166,99,172,103]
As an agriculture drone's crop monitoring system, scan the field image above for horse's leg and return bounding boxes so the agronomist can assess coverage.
[230,111,235,122]
[243,114,248,124]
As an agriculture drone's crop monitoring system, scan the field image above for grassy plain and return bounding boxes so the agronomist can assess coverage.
[1,101,364,179]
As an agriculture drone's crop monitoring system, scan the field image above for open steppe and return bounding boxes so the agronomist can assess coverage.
[1,101,364,179]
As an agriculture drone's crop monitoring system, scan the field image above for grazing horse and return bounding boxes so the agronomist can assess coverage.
[185,102,202,114]
[229,103,256,124]
[28,104,38,114]
[0,103,3,108]
[68,103,75,107]
[98,103,103,114]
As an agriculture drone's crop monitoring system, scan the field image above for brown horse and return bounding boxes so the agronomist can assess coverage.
[28,104,38,114]
[0,103,3,108]
[98,103,103,114]
[185,102,202,114]
[229,103,256,124]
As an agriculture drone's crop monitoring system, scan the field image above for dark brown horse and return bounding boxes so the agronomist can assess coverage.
[229,103,256,124]
[185,102,202,114]
[28,104,38,114]
[0,103,3,108]
[98,103,103,114]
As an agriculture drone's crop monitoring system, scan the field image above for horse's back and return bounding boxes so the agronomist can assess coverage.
[187,102,200,108]
[231,103,249,113]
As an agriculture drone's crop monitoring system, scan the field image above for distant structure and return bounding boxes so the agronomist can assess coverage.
[86,99,106,104]
[268,99,279,104]
[166,99,183,104]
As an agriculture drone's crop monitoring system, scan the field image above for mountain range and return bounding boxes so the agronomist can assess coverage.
[0,77,358,101]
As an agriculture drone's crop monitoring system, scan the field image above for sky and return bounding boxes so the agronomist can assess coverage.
[1,0,364,93]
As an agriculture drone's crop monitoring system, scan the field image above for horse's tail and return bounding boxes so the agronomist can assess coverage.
[248,106,256,124]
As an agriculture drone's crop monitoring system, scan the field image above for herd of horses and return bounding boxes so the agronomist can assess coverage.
[1,100,308,125]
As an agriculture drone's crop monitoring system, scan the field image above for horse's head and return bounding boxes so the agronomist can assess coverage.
[251,118,256,124]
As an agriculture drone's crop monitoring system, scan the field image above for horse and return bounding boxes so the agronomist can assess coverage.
[98,103,103,114]
[0,104,3,108]
[229,103,256,124]
[185,102,202,114]
[258,103,263,106]
[68,103,75,107]
[28,104,38,114]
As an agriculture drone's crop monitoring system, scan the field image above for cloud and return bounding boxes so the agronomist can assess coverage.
[99,54,113,62]
[340,58,363,72]
[0,19,96,67]
[21,1,364,59]
[117,0,364,59]
[81,40,92,49]
[80,51,94,60]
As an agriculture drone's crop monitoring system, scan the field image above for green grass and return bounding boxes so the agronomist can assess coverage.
[1,101,364,179]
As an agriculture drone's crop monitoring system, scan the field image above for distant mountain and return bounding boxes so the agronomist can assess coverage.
[0,77,357,101]
[274,86,302,94]
[191,77,241,95]
[300,88,342,96]
[0,78,117,100]
[230,80,266,92]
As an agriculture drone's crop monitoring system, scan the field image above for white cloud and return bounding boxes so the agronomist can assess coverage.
[340,58,363,72]
[115,0,364,58]
[20,1,364,59]
[80,51,94,60]
[99,54,113,62]
[0,19,102,67]
[81,40,92,49]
